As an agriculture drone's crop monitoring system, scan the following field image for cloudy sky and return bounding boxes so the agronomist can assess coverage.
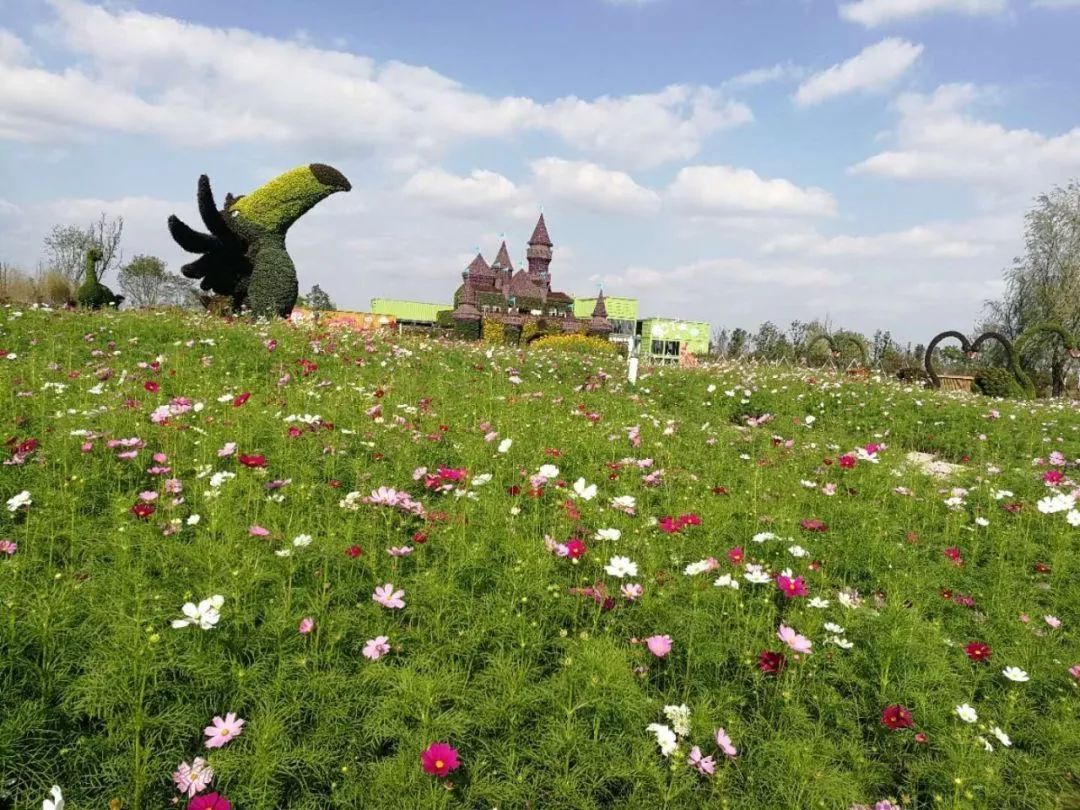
[2,0,1079,343]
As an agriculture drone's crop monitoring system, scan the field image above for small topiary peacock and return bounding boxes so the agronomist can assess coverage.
[76,247,124,309]
[167,164,351,318]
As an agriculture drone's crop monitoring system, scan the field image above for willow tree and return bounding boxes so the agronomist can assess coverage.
[985,181,1080,395]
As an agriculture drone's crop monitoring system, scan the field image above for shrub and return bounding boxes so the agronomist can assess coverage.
[482,318,507,344]
[974,366,1024,398]
[40,272,75,307]
[530,333,619,356]
[896,366,929,386]
[452,318,480,340]
[435,310,455,329]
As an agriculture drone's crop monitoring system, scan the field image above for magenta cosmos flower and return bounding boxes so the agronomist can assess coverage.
[204,712,245,749]
[298,617,315,635]
[776,574,807,598]
[188,793,231,810]
[645,634,672,657]
[687,746,715,775]
[372,583,405,609]
[777,624,812,655]
[421,742,461,777]
[363,636,391,660]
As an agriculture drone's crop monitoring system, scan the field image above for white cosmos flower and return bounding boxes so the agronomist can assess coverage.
[788,545,808,558]
[751,532,776,544]
[595,528,621,542]
[827,635,854,649]
[646,723,678,757]
[42,785,64,810]
[171,595,224,630]
[956,703,978,723]
[1002,666,1030,682]
[6,490,31,512]
[1067,510,1080,527]
[991,726,1012,747]
[1038,493,1074,514]
[713,574,740,590]
[610,495,636,512]
[683,558,715,576]
[538,464,559,480]
[497,438,513,453]
[604,556,638,578]
[977,735,994,752]
[824,622,845,634]
[809,597,831,608]
[743,564,772,584]
[573,478,597,500]
[292,534,313,547]
[471,473,493,487]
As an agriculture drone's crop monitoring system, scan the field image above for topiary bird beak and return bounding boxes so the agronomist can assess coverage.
[310,163,352,192]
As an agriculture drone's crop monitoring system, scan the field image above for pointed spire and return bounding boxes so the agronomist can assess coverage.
[492,240,513,270]
[591,290,608,319]
[528,213,552,247]
[466,252,490,275]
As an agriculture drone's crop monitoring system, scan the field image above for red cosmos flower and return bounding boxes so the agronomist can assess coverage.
[188,793,231,810]
[1034,562,1051,575]
[711,486,729,495]
[131,502,155,519]
[564,539,586,559]
[964,641,991,662]
[1002,501,1023,514]
[412,531,428,544]
[144,380,159,393]
[776,574,808,598]
[838,454,857,469]
[881,704,913,730]
[727,547,745,565]
[562,500,582,521]
[232,392,251,407]
[914,732,929,745]
[15,438,39,455]
[238,454,267,468]
[421,742,460,778]
[679,513,702,527]
[1043,469,1064,485]
[328,479,342,489]
[757,650,787,676]
[345,544,363,558]
[943,546,964,566]
[506,485,521,496]
[658,516,681,534]
[800,518,828,533]
[287,426,303,439]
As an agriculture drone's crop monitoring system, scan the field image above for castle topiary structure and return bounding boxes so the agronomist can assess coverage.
[76,247,124,309]
[168,164,351,318]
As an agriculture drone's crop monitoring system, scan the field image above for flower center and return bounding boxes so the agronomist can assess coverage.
[220,728,230,735]
[435,759,444,770]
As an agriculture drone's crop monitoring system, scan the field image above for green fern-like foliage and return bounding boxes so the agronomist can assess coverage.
[168,164,351,318]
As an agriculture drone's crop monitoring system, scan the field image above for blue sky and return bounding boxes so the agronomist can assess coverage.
[2,0,1079,342]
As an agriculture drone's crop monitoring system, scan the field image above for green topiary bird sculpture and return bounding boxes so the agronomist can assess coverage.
[168,164,351,317]
[76,247,124,309]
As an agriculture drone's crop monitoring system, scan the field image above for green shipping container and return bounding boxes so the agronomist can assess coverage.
[370,299,451,324]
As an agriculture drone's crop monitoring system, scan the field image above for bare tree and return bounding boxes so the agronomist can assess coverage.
[43,213,124,284]
[118,255,197,308]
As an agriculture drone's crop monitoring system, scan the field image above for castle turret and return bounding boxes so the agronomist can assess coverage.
[526,214,552,286]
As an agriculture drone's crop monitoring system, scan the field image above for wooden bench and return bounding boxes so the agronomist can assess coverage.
[939,374,975,392]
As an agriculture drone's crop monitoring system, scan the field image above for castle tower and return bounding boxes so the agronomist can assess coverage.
[526,213,552,286]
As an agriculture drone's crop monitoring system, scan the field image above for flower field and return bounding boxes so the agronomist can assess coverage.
[1,308,1079,810]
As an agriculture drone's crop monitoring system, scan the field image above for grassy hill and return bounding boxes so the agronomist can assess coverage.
[1,307,1078,809]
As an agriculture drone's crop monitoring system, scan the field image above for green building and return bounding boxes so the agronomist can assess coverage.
[573,296,638,342]
[638,317,711,363]
[370,298,451,326]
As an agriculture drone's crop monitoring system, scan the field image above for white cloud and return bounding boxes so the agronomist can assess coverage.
[762,225,988,259]
[838,0,1007,27]
[794,39,922,106]
[529,158,659,215]
[667,165,837,217]
[725,63,806,89]
[402,168,526,219]
[0,1,750,168]
[850,83,1080,197]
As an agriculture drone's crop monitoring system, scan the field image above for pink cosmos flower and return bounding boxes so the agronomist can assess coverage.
[646,634,672,657]
[0,539,16,556]
[387,546,413,557]
[217,442,237,458]
[249,525,270,537]
[138,491,158,502]
[188,793,231,810]
[714,727,738,759]
[421,742,461,777]
[204,712,245,749]
[621,583,644,601]
[1045,615,1061,629]
[777,624,812,655]
[173,757,214,797]
[1069,664,1080,680]
[373,583,406,609]
[363,635,391,660]
[298,617,315,635]
[687,746,716,775]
